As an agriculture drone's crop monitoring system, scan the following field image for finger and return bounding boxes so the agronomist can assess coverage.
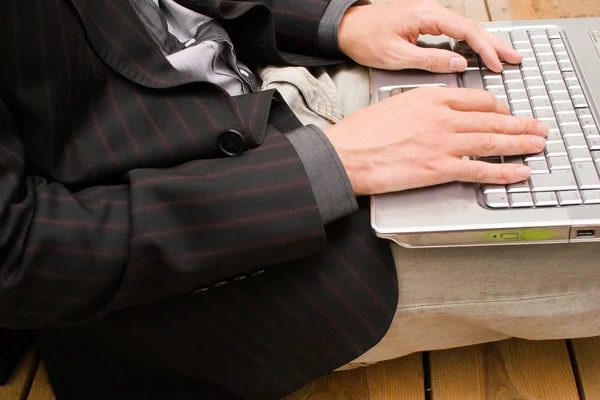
[482,31,522,64]
[451,132,546,157]
[435,88,511,114]
[401,43,468,73]
[449,159,532,185]
[451,112,549,136]
[432,12,504,72]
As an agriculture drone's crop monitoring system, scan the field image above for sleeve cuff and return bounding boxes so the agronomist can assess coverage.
[317,0,369,57]
[286,125,358,224]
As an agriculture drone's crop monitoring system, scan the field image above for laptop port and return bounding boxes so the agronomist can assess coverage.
[576,229,596,238]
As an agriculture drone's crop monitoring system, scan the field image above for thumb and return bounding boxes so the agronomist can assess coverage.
[404,44,468,73]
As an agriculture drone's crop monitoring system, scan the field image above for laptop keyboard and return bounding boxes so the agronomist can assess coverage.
[455,28,600,209]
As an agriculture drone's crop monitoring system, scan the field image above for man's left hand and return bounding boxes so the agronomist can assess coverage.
[338,0,522,73]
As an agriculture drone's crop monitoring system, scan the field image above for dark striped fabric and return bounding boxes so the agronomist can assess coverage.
[0,0,398,398]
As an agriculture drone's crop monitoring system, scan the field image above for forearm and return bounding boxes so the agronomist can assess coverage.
[0,98,326,328]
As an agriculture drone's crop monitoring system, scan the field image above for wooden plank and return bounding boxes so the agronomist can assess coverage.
[303,368,370,400]
[429,345,485,399]
[506,0,600,20]
[283,381,318,400]
[485,0,513,21]
[569,337,600,400]
[27,363,55,400]
[438,0,490,22]
[0,350,39,400]
[429,339,580,400]
[366,353,425,400]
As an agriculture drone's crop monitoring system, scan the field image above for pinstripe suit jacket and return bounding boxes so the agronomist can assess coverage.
[0,0,398,398]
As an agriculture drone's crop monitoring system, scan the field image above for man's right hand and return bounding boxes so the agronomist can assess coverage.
[322,87,549,196]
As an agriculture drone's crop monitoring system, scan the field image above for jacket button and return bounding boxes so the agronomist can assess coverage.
[217,129,245,157]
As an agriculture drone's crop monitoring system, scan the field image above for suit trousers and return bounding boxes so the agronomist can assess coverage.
[260,63,600,368]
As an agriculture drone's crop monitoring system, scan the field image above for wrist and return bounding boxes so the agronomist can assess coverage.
[337,6,361,57]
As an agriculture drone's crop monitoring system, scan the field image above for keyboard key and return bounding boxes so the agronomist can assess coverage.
[524,152,546,162]
[557,190,582,205]
[548,156,572,170]
[563,72,579,83]
[511,100,532,112]
[532,37,551,47]
[584,126,600,138]
[514,42,534,51]
[483,184,506,194]
[540,63,560,74]
[581,190,600,204]
[551,39,566,50]
[513,110,533,118]
[547,29,562,39]
[588,138,600,150]
[540,118,559,131]
[534,108,555,119]
[546,82,568,92]
[509,192,534,207]
[557,113,579,125]
[462,69,485,91]
[569,148,593,162]
[546,129,563,142]
[487,86,507,97]
[529,170,577,191]
[561,124,583,137]
[523,70,543,81]
[593,151,600,162]
[485,192,510,208]
[533,192,559,206]
[573,161,600,189]
[531,98,552,109]
[553,101,575,114]
[509,91,529,102]
[565,136,587,149]
[549,92,571,103]
[520,58,540,70]
[511,30,530,43]
[546,142,568,157]
[526,159,550,174]
[527,88,548,98]
[542,72,563,82]
[536,53,556,63]
[558,60,574,72]
[506,81,526,91]
[507,180,531,193]
[492,30,512,44]
[572,96,588,109]
[580,117,597,129]
[529,29,547,39]
[576,108,592,119]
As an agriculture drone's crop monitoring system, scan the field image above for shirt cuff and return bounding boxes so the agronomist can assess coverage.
[286,125,358,225]
[317,0,368,56]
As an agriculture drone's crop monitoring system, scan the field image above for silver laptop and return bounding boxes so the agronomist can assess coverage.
[370,17,600,248]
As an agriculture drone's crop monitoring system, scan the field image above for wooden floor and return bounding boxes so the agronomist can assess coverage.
[2,0,600,399]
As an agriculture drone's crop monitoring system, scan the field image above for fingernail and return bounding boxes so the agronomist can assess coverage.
[517,166,531,178]
[532,136,546,147]
[537,122,549,136]
[449,57,467,72]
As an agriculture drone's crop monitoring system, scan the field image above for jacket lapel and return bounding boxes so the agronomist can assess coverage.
[68,0,196,88]
[66,0,292,147]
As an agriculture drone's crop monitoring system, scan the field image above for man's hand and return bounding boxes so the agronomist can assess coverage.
[323,87,548,196]
[338,0,521,73]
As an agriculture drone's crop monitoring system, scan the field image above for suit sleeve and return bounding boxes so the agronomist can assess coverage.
[181,0,339,62]
[0,96,326,329]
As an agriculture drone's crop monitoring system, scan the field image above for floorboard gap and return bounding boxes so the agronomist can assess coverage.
[566,339,585,400]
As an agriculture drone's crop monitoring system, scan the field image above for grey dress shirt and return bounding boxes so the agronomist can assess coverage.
[130,0,358,224]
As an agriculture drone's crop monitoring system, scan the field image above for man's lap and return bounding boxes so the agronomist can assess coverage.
[260,62,600,366]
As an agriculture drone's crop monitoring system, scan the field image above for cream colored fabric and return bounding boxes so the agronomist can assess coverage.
[259,63,600,369]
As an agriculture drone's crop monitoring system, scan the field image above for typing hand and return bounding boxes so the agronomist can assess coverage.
[338,0,521,73]
[322,87,549,196]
